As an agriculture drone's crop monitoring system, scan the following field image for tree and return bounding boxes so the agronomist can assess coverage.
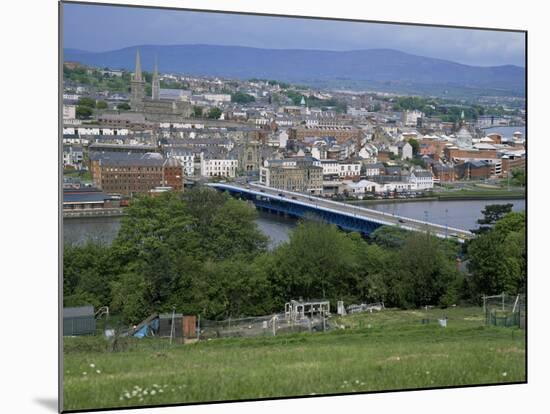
[473,203,514,234]
[511,169,526,187]
[63,242,115,308]
[355,241,395,303]
[76,106,93,119]
[96,100,108,110]
[192,106,203,118]
[110,266,152,324]
[106,189,270,320]
[268,220,362,303]
[195,259,273,318]
[408,138,420,156]
[117,102,131,111]
[231,92,256,104]
[467,211,526,297]
[77,97,96,108]
[370,226,409,249]
[207,107,223,119]
[205,198,268,260]
[393,233,460,308]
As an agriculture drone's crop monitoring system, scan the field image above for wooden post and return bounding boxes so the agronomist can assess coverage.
[512,295,519,314]
[197,314,201,340]
[169,308,175,345]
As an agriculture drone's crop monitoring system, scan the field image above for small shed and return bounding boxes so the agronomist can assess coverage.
[158,314,197,340]
[63,306,96,336]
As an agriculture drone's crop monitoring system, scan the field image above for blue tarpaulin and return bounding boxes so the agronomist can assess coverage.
[133,318,159,338]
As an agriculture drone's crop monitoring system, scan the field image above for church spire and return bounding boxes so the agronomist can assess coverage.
[152,55,160,100]
[134,48,142,82]
[130,48,145,111]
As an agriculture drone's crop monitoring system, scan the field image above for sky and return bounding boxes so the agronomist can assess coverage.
[63,3,525,67]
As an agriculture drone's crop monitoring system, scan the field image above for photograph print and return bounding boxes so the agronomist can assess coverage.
[60,1,527,412]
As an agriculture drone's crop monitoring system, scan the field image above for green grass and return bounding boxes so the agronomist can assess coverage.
[63,307,525,411]
[63,170,92,182]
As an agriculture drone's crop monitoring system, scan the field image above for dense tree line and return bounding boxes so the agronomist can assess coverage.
[64,65,131,93]
[231,92,256,104]
[64,190,526,324]
[466,210,526,299]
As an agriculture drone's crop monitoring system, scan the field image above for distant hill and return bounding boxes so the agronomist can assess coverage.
[64,45,525,97]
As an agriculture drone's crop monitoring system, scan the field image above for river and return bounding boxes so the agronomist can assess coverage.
[63,211,296,250]
[63,198,525,248]
[482,126,525,139]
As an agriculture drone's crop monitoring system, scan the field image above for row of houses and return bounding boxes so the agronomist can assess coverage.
[259,155,435,197]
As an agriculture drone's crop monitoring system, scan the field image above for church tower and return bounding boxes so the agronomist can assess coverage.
[152,57,160,101]
[455,110,473,148]
[130,49,145,111]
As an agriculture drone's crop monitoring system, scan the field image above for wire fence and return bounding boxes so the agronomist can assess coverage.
[345,302,385,315]
[198,313,332,339]
[483,293,525,329]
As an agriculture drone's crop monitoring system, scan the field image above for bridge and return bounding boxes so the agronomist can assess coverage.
[207,182,475,242]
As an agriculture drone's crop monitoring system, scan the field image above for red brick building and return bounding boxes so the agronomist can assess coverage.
[90,152,184,195]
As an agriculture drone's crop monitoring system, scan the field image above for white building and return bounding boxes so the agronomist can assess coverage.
[200,154,238,178]
[358,144,378,161]
[399,141,413,160]
[320,160,339,176]
[338,163,361,178]
[62,126,129,136]
[409,170,434,190]
[311,144,327,160]
[159,89,191,101]
[63,93,80,102]
[63,145,84,169]
[320,160,361,178]
[364,163,384,177]
[203,94,231,103]
[342,179,380,196]
[278,130,289,148]
[63,105,76,120]
[401,110,423,127]
[166,149,196,176]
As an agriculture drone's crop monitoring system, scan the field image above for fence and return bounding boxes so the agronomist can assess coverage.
[198,313,331,339]
[483,293,525,329]
[346,302,385,314]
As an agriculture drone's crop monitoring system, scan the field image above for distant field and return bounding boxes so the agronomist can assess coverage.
[63,307,525,411]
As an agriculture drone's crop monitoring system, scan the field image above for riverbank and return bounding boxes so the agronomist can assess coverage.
[347,190,525,205]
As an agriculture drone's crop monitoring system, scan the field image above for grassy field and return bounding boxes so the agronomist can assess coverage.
[63,307,525,411]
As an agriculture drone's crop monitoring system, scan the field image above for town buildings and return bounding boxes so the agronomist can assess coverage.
[260,157,323,195]
[90,152,184,195]
[63,58,525,202]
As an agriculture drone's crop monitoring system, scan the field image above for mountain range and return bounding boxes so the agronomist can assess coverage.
[64,45,525,97]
